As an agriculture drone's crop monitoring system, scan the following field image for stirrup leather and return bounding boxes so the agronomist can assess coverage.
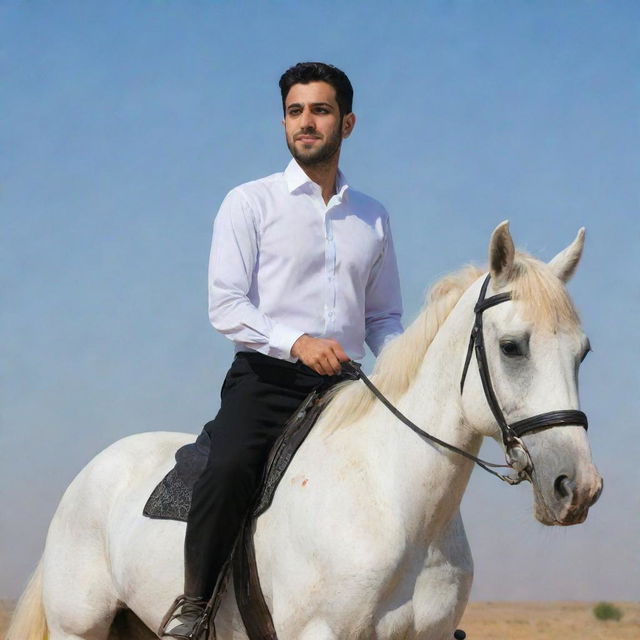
[158,594,210,639]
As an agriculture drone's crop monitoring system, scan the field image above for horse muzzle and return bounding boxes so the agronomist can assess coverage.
[532,464,603,526]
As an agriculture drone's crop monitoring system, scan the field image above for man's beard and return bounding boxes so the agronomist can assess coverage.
[287,122,342,167]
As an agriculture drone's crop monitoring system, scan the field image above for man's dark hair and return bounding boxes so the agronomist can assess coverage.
[279,62,353,116]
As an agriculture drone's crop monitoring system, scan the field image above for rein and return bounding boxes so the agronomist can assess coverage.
[344,361,521,485]
[345,273,589,485]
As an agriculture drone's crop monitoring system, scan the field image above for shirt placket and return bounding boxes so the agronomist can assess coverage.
[324,205,337,335]
[309,188,338,337]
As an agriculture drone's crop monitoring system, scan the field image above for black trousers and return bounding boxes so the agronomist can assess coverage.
[184,351,348,599]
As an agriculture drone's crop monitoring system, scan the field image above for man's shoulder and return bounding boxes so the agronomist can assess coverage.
[226,170,285,202]
[346,186,390,220]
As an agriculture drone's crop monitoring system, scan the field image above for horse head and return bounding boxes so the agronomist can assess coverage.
[460,221,603,526]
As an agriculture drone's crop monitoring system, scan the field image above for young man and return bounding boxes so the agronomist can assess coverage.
[163,62,403,639]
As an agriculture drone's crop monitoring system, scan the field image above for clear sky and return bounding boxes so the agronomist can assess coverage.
[2,0,638,601]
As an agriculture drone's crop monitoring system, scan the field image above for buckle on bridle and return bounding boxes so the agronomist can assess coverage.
[505,440,531,474]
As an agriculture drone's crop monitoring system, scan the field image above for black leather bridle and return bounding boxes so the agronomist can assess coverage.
[459,274,588,477]
[347,273,589,484]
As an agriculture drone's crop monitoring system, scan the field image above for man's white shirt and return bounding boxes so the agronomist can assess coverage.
[208,159,403,362]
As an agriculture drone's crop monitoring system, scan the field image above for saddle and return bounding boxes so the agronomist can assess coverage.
[143,389,331,639]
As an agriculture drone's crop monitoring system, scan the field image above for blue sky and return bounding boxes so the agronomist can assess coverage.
[2,0,638,600]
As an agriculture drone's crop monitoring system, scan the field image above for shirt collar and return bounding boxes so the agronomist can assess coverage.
[284,159,350,202]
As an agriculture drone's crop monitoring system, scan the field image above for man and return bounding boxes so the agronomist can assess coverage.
[163,62,403,639]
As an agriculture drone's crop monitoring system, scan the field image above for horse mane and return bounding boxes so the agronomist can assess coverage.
[321,264,484,431]
[321,252,580,432]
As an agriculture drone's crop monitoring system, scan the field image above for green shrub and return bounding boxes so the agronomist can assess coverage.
[593,602,623,621]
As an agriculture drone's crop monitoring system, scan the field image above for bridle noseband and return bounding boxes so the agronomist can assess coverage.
[346,273,588,485]
[459,274,588,477]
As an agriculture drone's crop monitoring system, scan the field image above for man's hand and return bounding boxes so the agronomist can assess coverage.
[291,334,349,376]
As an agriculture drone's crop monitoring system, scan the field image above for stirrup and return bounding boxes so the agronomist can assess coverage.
[158,594,209,639]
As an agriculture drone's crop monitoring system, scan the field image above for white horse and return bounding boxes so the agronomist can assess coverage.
[9,222,602,640]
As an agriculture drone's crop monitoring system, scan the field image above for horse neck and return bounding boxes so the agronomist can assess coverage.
[362,290,483,541]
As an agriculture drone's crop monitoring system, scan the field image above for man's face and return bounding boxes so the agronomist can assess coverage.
[283,81,355,167]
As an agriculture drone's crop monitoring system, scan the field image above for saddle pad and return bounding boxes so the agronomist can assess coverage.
[142,390,324,522]
[143,428,211,521]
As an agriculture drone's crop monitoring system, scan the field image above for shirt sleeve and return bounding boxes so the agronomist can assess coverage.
[208,189,304,360]
[364,213,404,356]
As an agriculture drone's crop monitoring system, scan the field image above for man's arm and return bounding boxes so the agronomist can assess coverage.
[208,189,304,360]
[364,214,403,356]
[208,189,349,374]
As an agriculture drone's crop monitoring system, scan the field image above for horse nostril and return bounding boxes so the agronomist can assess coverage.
[590,478,604,506]
[554,475,575,500]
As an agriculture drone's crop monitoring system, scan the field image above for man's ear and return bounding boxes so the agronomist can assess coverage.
[342,113,356,139]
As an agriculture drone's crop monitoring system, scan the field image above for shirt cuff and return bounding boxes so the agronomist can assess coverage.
[269,323,305,361]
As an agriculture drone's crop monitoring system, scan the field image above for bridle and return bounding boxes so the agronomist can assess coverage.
[346,273,589,485]
[459,273,588,479]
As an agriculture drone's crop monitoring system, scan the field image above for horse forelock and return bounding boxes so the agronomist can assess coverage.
[509,252,581,332]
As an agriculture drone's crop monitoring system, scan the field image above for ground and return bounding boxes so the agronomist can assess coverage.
[458,601,640,639]
[2,600,639,639]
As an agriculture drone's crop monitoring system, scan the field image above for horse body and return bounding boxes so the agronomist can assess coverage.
[9,223,603,640]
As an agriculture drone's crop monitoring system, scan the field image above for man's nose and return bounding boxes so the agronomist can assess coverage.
[300,108,316,130]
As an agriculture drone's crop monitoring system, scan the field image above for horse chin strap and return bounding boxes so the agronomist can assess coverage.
[459,274,588,480]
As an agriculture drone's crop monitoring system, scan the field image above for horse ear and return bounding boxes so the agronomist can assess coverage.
[488,220,515,286]
[548,228,585,283]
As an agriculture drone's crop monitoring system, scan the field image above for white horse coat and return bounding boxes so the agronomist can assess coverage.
[8,223,602,640]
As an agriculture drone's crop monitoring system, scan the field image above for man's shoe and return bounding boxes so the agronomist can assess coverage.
[159,595,209,639]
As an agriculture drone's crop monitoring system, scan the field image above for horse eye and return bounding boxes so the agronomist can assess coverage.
[500,341,522,357]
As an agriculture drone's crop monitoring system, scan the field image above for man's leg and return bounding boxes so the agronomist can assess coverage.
[162,353,340,638]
